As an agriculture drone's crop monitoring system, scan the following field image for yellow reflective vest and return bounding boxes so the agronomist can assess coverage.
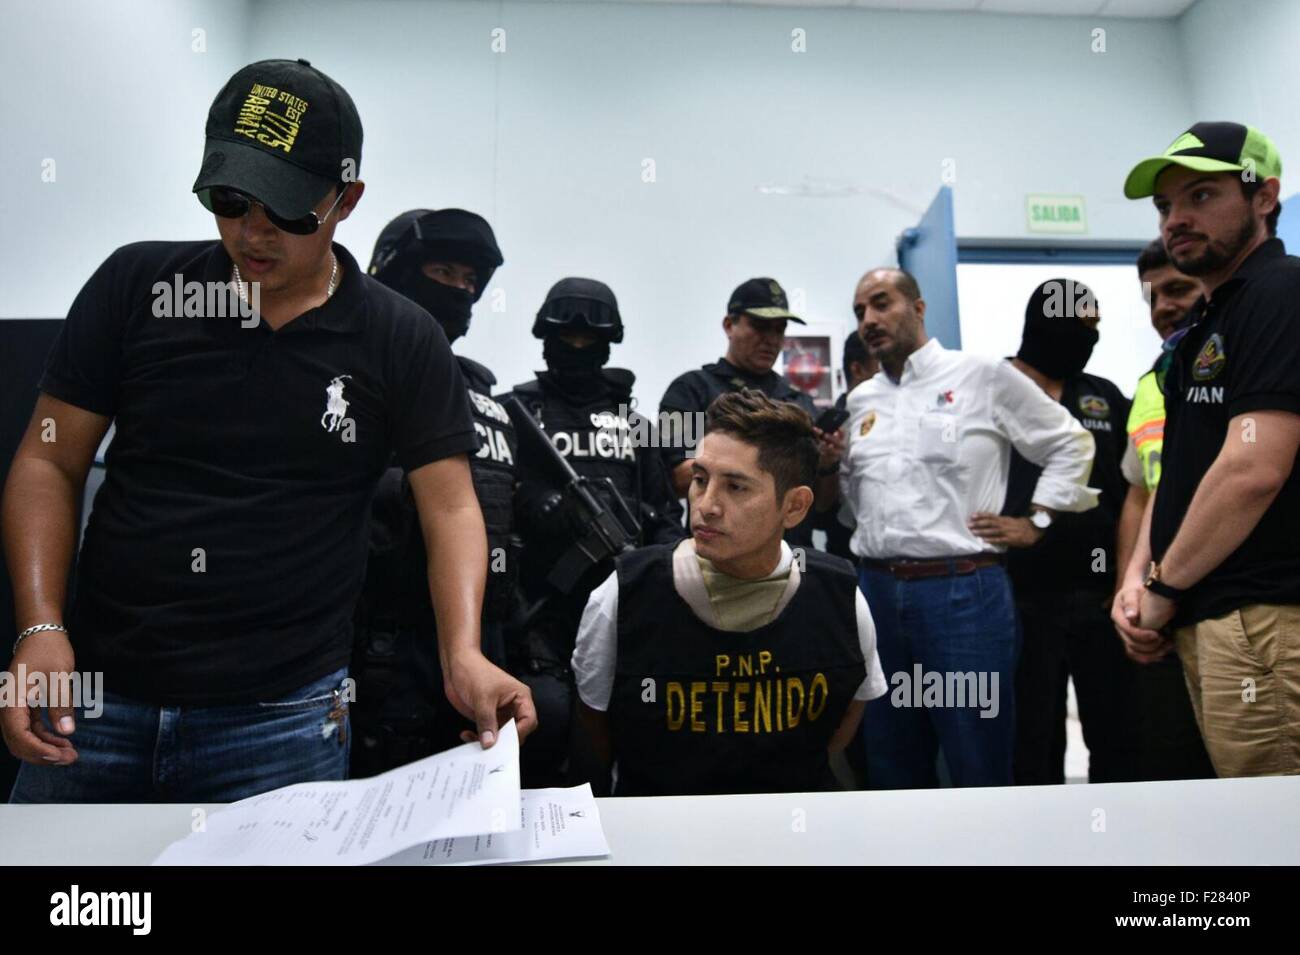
[1127,369,1164,492]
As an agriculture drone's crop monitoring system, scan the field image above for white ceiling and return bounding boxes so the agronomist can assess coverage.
[525,0,1198,18]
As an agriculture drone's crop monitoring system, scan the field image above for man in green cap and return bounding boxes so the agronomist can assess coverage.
[1113,122,1300,778]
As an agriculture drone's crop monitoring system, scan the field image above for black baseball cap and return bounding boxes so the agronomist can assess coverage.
[1124,121,1281,199]
[727,277,805,324]
[193,59,363,220]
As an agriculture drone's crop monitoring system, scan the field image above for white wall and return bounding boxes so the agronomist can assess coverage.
[3,0,1193,409]
[1177,0,1300,168]
[1177,0,1300,248]
[0,0,253,313]
[957,263,1163,396]
[245,0,1193,405]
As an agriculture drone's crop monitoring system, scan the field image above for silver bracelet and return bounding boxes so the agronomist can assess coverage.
[13,623,68,654]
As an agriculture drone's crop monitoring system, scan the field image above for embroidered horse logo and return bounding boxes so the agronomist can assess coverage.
[321,375,352,432]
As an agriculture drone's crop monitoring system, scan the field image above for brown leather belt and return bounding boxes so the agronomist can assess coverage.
[860,554,1004,580]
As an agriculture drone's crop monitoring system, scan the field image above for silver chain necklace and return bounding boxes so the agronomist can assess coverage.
[232,251,338,303]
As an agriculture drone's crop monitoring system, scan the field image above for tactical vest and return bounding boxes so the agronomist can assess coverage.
[460,356,520,603]
[608,544,865,796]
[357,357,518,634]
[511,370,642,516]
[1127,369,1164,492]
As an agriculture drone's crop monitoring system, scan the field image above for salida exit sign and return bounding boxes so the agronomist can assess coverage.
[1026,194,1087,234]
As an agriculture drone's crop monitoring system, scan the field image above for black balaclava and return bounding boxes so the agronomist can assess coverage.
[369,208,503,345]
[400,263,474,343]
[1017,278,1100,380]
[543,336,611,378]
[535,278,621,398]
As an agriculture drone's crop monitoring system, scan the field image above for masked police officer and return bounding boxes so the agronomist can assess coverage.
[505,278,686,788]
[351,208,515,776]
[992,279,1136,785]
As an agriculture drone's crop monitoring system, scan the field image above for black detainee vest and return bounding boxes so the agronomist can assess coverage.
[609,544,865,795]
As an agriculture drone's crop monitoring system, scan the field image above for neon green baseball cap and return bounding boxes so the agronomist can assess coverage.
[1124,121,1282,199]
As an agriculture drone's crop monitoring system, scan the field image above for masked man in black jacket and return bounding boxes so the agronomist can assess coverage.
[351,209,518,775]
[981,278,1134,784]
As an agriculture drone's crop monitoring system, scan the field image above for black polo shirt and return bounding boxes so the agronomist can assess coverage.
[1150,238,1300,626]
[40,239,478,705]
[1004,370,1131,592]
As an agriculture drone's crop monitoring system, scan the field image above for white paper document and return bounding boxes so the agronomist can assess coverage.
[154,720,523,866]
[375,784,610,866]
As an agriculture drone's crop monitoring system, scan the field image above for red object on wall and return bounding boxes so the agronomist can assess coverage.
[786,350,824,393]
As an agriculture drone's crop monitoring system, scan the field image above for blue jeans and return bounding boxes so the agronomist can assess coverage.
[859,564,1019,788]
[9,667,350,804]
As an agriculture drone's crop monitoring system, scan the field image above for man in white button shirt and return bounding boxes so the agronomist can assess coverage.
[572,390,888,795]
[835,267,1098,788]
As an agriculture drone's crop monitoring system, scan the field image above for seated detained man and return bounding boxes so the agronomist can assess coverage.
[572,390,888,795]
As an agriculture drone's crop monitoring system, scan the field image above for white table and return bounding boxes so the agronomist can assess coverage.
[1,775,1296,865]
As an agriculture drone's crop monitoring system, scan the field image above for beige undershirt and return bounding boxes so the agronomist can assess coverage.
[672,539,799,632]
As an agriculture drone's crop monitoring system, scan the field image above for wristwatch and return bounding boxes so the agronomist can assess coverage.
[1144,561,1185,600]
[1028,508,1054,532]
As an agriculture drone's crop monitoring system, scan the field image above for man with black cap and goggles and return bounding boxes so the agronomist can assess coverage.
[1113,122,1300,778]
[659,279,841,546]
[505,278,686,789]
[3,60,534,805]
[351,208,519,774]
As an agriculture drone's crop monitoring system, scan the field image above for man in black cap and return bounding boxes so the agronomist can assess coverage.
[988,279,1137,784]
[2,60,534,804]
[659,279,841,545]
[1114,122,1300,778]
[505,278,686,788]
[350,208,518,776]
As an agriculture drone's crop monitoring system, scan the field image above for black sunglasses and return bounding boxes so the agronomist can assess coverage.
[197,184,347,235]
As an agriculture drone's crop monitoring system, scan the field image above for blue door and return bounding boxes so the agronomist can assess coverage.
[896,186,961,348]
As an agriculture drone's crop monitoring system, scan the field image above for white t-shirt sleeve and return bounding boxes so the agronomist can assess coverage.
[853,589,889,701]
[571,571,620,712]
